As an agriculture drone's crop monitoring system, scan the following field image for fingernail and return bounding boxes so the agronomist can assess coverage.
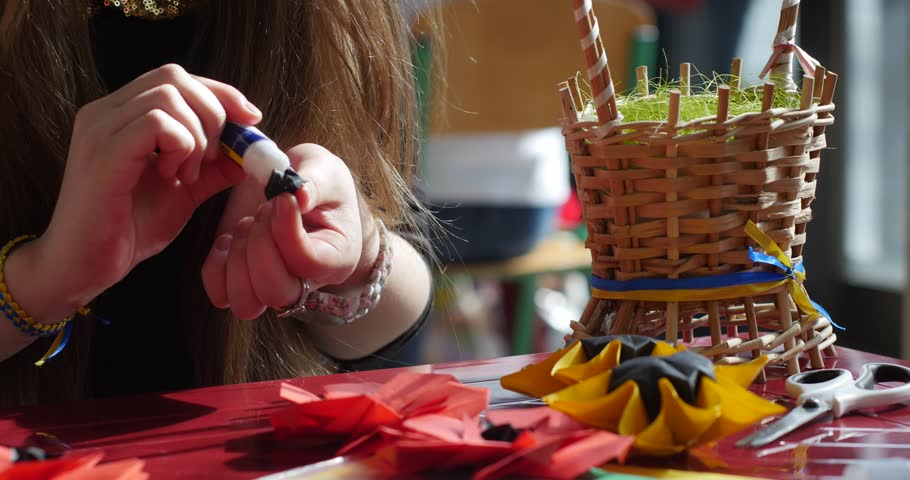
[255,202,273,222]
[274,195,286,218]
[205,143,220,162]
[278,194,299,217]
[214,234,232,253]
[245,100,262,116]
[296,182,312,212]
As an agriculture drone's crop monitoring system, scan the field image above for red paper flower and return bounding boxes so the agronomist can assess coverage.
[371,407,634,480]
[271,373,634,480]
[272,373,489,446]
[0,450,148,480]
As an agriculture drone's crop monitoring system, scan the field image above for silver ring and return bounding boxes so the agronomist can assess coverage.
[276,278,311,318]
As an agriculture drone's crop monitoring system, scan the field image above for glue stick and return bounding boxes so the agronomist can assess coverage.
[219,122,304,199]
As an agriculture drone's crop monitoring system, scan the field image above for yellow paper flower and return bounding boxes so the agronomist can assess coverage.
[501,335,684,397]
[501,336,787,456]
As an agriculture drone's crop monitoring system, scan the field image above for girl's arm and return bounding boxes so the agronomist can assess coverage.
[302,231,432,363]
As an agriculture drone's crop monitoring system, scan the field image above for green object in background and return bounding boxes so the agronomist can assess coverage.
[511,275,539,355]
[583,467,654,479]
[412,34,433,168]
[626,24,659,94]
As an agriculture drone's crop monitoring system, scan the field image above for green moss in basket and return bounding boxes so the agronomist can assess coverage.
[579,73,802,124]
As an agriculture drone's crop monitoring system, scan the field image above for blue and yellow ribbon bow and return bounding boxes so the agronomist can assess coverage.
[589,221,840,329]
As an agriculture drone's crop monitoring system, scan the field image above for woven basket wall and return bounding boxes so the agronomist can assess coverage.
[560,0,842,377]
[559,77,838,376]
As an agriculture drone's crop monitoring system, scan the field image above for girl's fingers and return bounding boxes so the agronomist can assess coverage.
[225,217,265,320]
[186,73,261,162]
[268,194,314,278]
[187,74,262,163]
[282,145,360,279]
[216,143,348,248]
[106,65,262,170]
[193,74,262,126]
[269,194,352,286]
[101,109,195,193]
[183,155,247,208]
[285,144,343,210]
[202,233,232,308]
[209,143,363,308]
[109,84,208,184]
[245,202,299,308]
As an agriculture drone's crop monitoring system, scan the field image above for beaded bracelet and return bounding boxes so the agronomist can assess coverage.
[277,220,393,325]
[0,235,90,365]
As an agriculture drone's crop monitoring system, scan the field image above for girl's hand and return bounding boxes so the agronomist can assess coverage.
[201,144,378,320]
[17,64,261,321]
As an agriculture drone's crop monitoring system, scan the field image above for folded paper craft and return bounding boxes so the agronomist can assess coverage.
[368,407,634,480]
[0,450,148,480]
[272,372,489,445]
[501,335,787,455]
[271,373,635,479]
[501,335,685,397]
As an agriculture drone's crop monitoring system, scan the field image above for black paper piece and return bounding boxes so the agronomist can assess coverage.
[606,350,716,421]
[481,424,522,442]
[265,168,305,200]
[580,334,659,361]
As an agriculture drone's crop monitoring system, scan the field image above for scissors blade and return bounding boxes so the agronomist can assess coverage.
[736,397,832,448]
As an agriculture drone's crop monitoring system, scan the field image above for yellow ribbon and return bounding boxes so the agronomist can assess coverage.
[742,220,823,322]
[34,329,68,367]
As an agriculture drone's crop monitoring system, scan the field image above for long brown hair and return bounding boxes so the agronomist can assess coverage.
[0,0,432,407]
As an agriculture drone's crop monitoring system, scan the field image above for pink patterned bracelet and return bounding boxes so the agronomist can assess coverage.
[277,220,393,325]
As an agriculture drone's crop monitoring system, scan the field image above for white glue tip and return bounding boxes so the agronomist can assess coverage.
[243,141,291,185]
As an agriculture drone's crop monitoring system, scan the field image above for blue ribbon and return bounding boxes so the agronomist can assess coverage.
[589,249,841,330]
[44,322,74,362]
[41,312,111,364]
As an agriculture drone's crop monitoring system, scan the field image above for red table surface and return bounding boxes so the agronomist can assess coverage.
[1,347,909,479]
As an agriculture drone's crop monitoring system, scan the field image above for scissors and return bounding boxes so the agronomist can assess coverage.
[736,363,910,448]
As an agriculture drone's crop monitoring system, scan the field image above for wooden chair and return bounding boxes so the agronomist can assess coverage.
[439,232,593,355]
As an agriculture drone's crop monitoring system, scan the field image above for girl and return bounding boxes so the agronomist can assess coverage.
[0,0,434,407]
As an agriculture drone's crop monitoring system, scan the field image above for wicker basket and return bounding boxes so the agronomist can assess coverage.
[562,0,838,376]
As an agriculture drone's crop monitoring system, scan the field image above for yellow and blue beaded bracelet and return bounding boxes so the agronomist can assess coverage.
[0,235,90,366]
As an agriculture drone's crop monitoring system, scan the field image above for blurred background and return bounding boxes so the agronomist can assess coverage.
[402,0,910,365]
